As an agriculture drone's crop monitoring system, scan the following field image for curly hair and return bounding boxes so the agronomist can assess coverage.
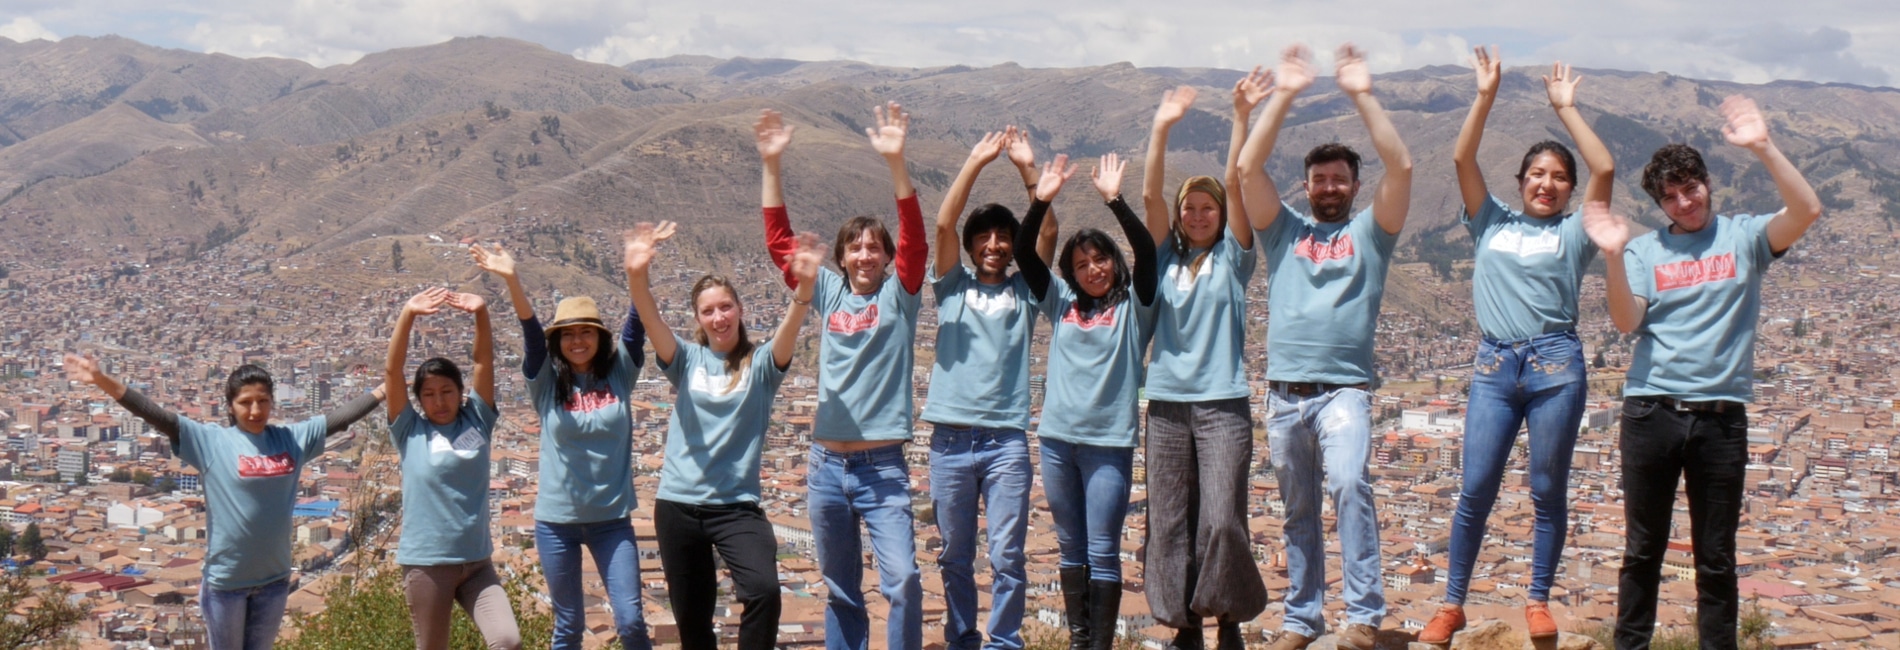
[1640,144,1710,206]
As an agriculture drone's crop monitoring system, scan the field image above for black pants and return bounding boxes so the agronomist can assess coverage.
[654,499,782,650]
[1615,398,1747,650]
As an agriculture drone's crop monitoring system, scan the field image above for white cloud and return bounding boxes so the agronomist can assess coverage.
[0,16,59,42]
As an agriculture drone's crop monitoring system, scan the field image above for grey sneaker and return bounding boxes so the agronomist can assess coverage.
[1340,623,1379,650]
[1266,631,1315,650]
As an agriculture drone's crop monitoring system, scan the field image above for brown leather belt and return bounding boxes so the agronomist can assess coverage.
[1268,381,1369,397]
[1645,396,1739,414]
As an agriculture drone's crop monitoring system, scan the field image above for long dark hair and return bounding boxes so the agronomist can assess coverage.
[1058,229,1130,315]
[690,275,756,391]
[223,364,274,426]
[411,357,466,404]
[549,326,616,409]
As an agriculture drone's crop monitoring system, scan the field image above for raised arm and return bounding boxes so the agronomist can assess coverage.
[1582,202,1646,333]
[1097,153,1158,305]
[387,288,447,423]
[472,243,546,377]
[1337,44,1414,236]
[1228,67,1273,249]
[1016,155,1079,302]
[756,109,800,287]
[623,221,680,367]
[1722,96,1821,253]
[1006,126,1058,265]
[1546,62,1615,205]
[446,292,496,406]
[867,101,927,294]
[776,232,824,369]
[937,130,1007,277]
[1454,45,1500,217]
[65,353,181,447]
[1143,86,1198,244]
[1237,45,1316,232]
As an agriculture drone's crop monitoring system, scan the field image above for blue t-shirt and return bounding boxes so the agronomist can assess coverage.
[1034,277,1157,448]
[1146,228,1257,401]
[529,342,641,524]
[176,416,328,590]
[391,394,497,566]
[1257,204,1398,384]
[921,266,1038,430]
[812,267,922,442]
[1466,195,1597,341]
[657,336,789,504]
[1623,213,1780,402]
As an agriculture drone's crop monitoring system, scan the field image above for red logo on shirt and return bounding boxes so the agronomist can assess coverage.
[1061,305,1117,330]
[827,304,880,335]
[237,453,296,478]
[1294,233,1355,264]
[568,387,621,413]
[1654,253,1736,292]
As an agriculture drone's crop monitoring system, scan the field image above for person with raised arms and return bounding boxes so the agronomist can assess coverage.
[1015,152,1158,650]
[754,102,927,650]
[1582,95,1820,650]
[62,355,383,650]
[1419,49,1617,643]
[922,126,1056,650]
[383,287,520,650]
[1139,69,1274,650]
[470,243,652,650]
[1234,43,1413,650]
[623,220,824,650]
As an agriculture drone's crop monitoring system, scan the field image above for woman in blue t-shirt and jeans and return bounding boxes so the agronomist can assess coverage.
[472,244,652,650]
[383,287,520,650]
[1421,50,1618,642]
[622,221,823,650]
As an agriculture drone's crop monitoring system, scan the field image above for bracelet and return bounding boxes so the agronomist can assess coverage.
[792,296,812,306]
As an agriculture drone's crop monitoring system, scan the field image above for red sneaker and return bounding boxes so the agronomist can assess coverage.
[1526,601,1560,639]
[1417,606,1465,645]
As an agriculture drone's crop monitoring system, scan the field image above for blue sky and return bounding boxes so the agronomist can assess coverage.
[2,2,1894,86]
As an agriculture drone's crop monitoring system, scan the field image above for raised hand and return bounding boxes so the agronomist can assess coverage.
[622,221,677,275]
[1720,95,1770,151]
[1005,125,1037,170]
[404,287,450,316]
[1581,201,1633,253]
[1153,85,1199,127]
[789,232,825,286]
[1276,44,1317,94]
[445,292,487,314]
[470,243,516,279]
[866,101,910,158]
[1474,45,1501,97]
[1034,154,1079,203]
[1233,66,1275,113]
[754,109,795,160]
[1544,61,1583,109]
[63,353,103,387]
[1335,43,1372,96]
[968,130,1006,166]
[1093,153,1127,201]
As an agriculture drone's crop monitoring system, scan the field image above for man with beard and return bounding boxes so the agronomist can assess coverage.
[1233,43,1413,650]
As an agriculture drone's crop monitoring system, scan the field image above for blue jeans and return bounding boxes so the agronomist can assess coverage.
[202,577,290,650]
[536,519,653,650]
[1267,386,1383,636]
[808,443,922,650]
[1447,331,1586,605]
[1037,437,1133,583]
[930,425,1031,650]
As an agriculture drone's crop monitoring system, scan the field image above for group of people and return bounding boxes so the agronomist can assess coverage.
[59,41,1819,650]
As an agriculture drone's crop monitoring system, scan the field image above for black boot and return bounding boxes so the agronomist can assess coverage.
[1217,620,1245,650]
[1061,567,1092,650]
[1089,580,1123,650]
[1167,618,1205,650]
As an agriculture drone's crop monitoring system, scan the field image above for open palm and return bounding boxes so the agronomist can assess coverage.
[471,244,516,278]
[1335,43,1372,95]
[1276,44,1317,94]
[623,221,677,274]
[867,101,909,157]
[754,109,795,159]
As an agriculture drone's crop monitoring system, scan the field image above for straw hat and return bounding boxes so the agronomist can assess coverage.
[546,296,611,334]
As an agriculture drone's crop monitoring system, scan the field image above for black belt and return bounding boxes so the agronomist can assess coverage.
[1646,396,1739,414]
[1269,381,1369,397]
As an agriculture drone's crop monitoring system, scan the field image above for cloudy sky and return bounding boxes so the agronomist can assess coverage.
[2,1,1895,86]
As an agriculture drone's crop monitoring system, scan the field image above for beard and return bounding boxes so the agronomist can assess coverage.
[1311,194,1354,222]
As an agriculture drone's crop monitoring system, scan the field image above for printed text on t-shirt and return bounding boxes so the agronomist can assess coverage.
[827,304,880,335]
[238,452,296,478]
[1061,305,1117,330]
[1654,253,1736,292]
[568,387,620,412]
[1294,233,1355,264]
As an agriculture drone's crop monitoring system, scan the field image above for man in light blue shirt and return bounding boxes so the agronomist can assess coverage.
[1233,44,1414,650]
[1582,95,1822,650]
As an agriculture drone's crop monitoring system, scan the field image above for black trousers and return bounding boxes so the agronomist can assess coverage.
[1615,398,1748,650]
[654,499,783,650]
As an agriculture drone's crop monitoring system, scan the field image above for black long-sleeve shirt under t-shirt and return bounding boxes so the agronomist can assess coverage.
[114,387,381,449]
[1015,194,1157,307]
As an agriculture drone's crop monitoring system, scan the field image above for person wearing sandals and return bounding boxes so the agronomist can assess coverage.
[1420,48,1618,643]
